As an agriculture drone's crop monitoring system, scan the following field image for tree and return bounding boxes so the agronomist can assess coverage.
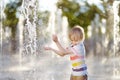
[57,0,105,37]
[3,0,22,52]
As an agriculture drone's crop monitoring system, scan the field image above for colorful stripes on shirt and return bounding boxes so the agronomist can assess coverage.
[72,61,85,67]
[72,66,87,71]
[70,55,84,60]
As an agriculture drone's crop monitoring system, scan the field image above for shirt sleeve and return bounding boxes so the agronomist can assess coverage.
[72,43,86,56]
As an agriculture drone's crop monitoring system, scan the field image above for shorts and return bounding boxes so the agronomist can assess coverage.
[71,67,87,76]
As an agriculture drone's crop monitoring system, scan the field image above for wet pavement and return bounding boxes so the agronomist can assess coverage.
[0,52,120,80]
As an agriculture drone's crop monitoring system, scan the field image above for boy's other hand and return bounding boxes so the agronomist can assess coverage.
[52,34,58,42]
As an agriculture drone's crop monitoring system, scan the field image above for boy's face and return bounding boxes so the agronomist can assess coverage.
[70,35,80,45]
[71,40,80,45]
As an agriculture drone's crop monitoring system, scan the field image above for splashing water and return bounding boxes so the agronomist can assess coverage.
[22,0,37,55]
[20,0,68,79]
[46,7,56,58]
[113,1,120,79]
[46,6,69,58]
[10,0,39,77]
[113,1,120,57]
[1,0,120,80]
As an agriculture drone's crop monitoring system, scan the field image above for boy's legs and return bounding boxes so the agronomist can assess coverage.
[70,75,76,80]
[76,75,87,80]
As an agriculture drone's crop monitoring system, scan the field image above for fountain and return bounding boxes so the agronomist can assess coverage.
[112,1,120,79]
[0,0,120,80]
[22,0,37,55]
[18,0,70,79]
[113,1,120,57]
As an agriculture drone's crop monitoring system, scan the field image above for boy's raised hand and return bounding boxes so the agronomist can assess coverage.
[52,34,58,42]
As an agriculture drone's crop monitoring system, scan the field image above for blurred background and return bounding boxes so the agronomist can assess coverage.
[0,0,120,80]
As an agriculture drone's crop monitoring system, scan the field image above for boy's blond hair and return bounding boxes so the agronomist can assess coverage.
[69,25,85,41]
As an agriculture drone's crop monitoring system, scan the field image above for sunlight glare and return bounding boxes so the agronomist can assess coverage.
[39,0,58,12]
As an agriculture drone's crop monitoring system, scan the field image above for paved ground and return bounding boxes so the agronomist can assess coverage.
[0,51,120,80]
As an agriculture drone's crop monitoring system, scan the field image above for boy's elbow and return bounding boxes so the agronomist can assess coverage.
[60,51,69,57]
[60,53,65,57]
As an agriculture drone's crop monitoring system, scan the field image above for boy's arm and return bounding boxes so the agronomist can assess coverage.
[52,35,71,54]
[44,47,72,57]
[55,41,70,54]
[44,35,73,56]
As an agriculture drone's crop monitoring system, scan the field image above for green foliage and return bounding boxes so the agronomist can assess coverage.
[3,3,17,27]
[36,11,50,37]
[36,11,50,26]
[3,0,22,38]
[57,0,105,36]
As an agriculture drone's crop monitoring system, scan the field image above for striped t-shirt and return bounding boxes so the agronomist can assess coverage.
[69,42,87,76]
